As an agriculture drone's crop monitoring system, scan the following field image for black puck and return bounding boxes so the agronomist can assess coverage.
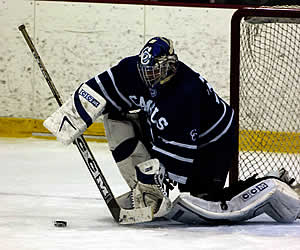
[54,220,67,227]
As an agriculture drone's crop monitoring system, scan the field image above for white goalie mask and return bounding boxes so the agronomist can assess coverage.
[137,37,178,89]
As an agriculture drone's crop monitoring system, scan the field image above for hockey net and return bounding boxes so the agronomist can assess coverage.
[230,6,300,188]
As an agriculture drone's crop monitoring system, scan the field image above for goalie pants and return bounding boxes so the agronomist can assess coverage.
[178,120,237,197]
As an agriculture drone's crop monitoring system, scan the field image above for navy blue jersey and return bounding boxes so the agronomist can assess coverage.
[84,56,234,184]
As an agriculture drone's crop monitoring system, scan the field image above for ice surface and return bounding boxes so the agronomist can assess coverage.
[0,138,299,250]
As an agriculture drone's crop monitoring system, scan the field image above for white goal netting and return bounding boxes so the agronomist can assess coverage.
[234,7,300,185]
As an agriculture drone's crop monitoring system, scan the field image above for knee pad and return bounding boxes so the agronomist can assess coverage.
[103,114,151,189]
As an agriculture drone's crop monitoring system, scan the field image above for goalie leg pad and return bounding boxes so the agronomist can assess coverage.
[103,114,137,151]
[166,178,300,224]
[44,83,106,145]
[117,141,151,189]
[116,191,134,209]
[104,115,172,219]
[116,160,172,219]
[103,114,151,189]
[133,159,172,218]
[263,179,300,223]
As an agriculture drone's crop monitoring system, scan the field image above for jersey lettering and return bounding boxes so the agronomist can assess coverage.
[129,95,168,130]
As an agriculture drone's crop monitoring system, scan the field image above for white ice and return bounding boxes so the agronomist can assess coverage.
[0,138,299,250]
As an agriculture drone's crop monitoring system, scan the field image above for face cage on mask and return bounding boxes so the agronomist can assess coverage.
[138,56,177,88]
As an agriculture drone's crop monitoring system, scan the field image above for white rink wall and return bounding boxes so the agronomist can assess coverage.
[0,0,235,119]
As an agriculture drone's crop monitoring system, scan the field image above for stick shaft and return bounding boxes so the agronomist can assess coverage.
[18,25,63,106]
[18,24,121,222]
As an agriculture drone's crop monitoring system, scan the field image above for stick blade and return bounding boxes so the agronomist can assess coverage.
[119,207,153,224]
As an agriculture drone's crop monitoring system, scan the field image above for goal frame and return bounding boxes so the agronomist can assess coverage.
[229,7,300,184]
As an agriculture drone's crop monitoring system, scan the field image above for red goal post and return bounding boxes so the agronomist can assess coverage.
[229,6,300,187]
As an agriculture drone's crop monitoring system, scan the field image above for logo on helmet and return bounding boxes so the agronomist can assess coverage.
[137,37,178,89]
[140,46,152,65]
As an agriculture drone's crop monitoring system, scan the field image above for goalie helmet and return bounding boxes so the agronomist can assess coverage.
[137,37,178,89]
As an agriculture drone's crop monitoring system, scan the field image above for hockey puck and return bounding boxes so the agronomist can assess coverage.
[54,220,67,227]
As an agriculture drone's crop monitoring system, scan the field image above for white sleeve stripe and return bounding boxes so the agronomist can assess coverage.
[158,136,197,149]
[152,146,194,164]
[211,109,234,142]
[107,69,132,108]
[94,75,122,112]
[167,172,187,184]
[197,100,226,138]
[198,109,234,149]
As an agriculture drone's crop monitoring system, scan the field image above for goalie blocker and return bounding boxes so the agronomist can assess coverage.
[166,177,300,224]
[44,83,106,145]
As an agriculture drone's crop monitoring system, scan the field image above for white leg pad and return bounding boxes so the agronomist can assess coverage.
[133,159,172,218]
[103,114,151,189]
[117,141,151,189]
[44,83,106,145]
[103,114,136,151]
[264,180,300,223]
[166,178,300,224]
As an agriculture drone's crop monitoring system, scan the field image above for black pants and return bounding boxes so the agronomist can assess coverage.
[178,121,237,197]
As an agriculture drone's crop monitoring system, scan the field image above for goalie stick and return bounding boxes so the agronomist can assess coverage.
[18,24,152,224]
